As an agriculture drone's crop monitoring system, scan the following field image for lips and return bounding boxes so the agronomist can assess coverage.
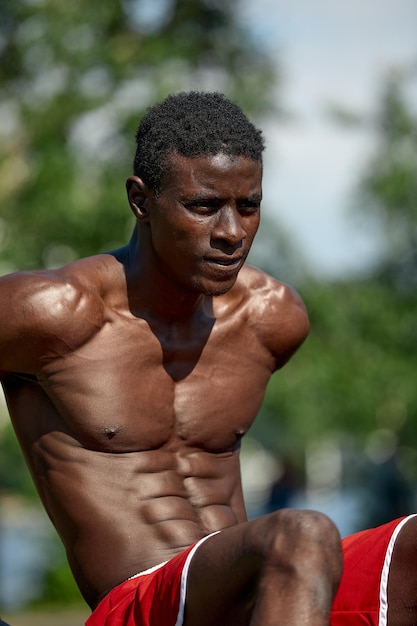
[204,256,243,267]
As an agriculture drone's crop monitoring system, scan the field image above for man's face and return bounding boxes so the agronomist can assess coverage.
[146,152,262,296]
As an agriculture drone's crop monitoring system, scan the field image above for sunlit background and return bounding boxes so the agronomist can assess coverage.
[0,0,416,622]
[244,0,417,278]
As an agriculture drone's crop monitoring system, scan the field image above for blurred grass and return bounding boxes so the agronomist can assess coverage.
[1,608,89,626]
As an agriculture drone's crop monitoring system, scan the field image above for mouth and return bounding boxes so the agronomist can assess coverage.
[204,256,243,268]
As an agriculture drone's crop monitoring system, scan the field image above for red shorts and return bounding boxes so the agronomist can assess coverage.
[86,516,415,625]
[86,533,218,626]
[331,514,416,626]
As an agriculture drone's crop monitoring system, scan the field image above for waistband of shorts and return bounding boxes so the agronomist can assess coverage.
[128,530,221,582]
[128,559,170,580]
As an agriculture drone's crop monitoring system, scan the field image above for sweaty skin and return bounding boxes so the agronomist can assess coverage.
[0,154,310,610]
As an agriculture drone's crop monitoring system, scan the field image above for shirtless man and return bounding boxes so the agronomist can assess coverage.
[0,91,343,625]
[2,89,417,626]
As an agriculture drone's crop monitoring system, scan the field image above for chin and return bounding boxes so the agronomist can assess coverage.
[205,286,234,297]
[196,278,238,297]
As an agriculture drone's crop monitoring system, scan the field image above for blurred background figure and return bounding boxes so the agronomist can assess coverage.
[265,457,300,513]
[364,428,414,527]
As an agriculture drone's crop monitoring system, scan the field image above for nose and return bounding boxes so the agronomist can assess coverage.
[211,206,246,248]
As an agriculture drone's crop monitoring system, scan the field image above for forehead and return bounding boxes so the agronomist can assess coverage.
[160,152,263,195]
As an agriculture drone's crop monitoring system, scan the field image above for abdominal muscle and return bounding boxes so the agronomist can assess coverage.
[38,436,245,608]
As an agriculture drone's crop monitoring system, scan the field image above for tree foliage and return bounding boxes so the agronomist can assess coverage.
[0,0,277,271]
[357,67,417,288]
[255,67,417,493]
[259,280,417,445]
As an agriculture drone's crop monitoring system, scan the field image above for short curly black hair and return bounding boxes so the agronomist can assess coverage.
[133,91,265,193]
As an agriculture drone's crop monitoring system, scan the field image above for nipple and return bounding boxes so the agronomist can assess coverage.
[232,430,246,451]
[103,425,123,440]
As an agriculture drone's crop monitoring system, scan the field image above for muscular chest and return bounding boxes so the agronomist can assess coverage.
[37,315,272,452]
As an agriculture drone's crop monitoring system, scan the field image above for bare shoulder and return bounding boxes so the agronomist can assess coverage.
[235,265,310,370]
[0,253,119,376]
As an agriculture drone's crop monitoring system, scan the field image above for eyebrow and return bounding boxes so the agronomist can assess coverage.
[185,192,262,203]
[243,193,262,202]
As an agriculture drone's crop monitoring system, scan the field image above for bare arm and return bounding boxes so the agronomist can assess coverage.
[0,268,103,378]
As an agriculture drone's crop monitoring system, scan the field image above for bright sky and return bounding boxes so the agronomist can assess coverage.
[240,0,417,278]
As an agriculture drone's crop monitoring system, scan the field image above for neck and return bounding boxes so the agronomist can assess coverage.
[121,229,210,323]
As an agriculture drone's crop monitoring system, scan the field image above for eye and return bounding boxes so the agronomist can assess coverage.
[183,199,221,215]
[238,201,260,216]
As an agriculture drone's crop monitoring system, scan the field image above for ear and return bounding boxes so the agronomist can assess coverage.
[126,176,153,222]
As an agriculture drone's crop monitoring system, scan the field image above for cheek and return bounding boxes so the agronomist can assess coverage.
[150,207,213,255]
[167,221,212,250]
[152,224,205,260]
[245,217,260,243]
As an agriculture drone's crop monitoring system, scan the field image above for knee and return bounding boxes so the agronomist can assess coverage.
[283,508,341,553]
[257,508,340,551]
[249,509,342,581]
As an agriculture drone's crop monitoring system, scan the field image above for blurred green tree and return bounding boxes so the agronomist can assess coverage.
[357,67,417,288]
[0,0,277,272]
[252,66,417,489]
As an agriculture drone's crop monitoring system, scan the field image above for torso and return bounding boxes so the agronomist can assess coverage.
[1,252,289,607]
